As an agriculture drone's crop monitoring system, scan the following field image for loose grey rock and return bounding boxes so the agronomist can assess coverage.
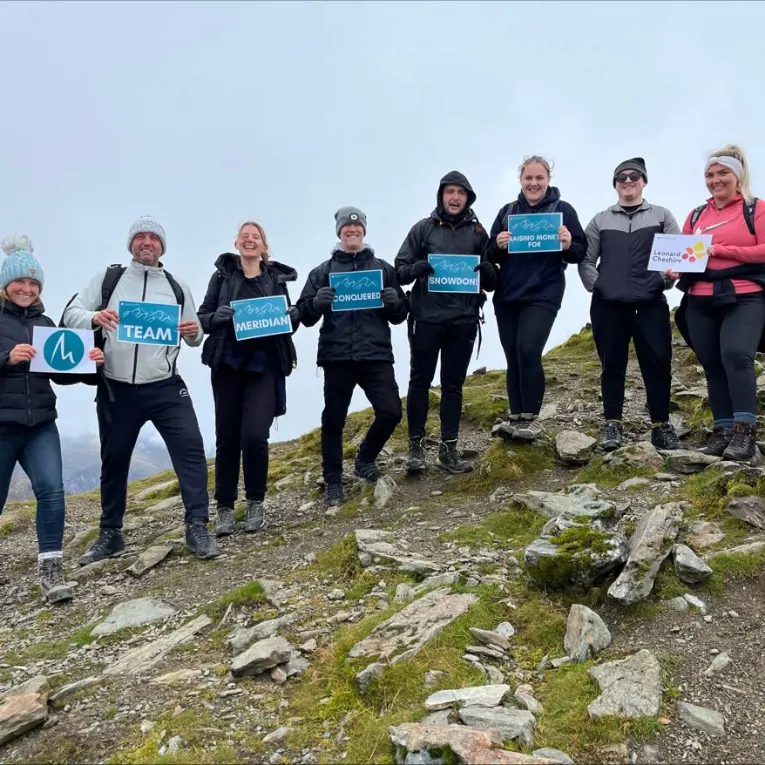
[513,490,615,521]
[355,662,385,694]
[394,583,414,603]
[673,544,713,584]
[532,749,575,764]
[284,652,310,679]
[495,622,516,639]
[677,701,725,736]
[684,593,707,613]
[49,676,101,705]
[263,726,291,744]
[468,627,510,652]
[686,521,725,549]
[664,596,690,612]
[704,652,732,676]
[0,691,48,746]
[231,636,293,679]
[619,477,651,491]
[270,666,287,684]
[354,529,439,573]
[423,670,445,688]
[457,705,536,747]
[127,545,172,577]
[603,442,664,471]
[514,684,543,714]
[564,604,612,662]
[588,650,662,718]
[555,430,597,465]
[227,613,299,655]
[92,597,177,637]
[424,684,509,711]
[373,476,396,510]
[726,495,765,531]
[608,503,682,604]
[662,449,721,474]
[420,710,450,726]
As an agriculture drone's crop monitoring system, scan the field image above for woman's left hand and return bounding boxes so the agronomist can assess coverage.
[707,244,717,257]
[559,225,572,251]
[88,348,105,366]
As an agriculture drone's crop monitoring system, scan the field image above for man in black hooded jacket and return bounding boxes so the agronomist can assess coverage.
[395,171,496,474]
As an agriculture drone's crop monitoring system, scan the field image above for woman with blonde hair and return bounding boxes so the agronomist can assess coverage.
[198,221,299,536]
[0,236,104,602]
[672,144,765,461]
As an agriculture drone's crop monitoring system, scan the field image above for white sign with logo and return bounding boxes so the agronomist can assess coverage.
[29,327,96,374]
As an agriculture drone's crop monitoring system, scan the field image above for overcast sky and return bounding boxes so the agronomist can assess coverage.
[2,0,764,450]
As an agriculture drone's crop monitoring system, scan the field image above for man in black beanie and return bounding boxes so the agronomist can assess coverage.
[578,157,682,452]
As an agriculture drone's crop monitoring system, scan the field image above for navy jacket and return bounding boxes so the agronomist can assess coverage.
[297,245,408,366]
[0,299,83,427]
[486,187,587,313]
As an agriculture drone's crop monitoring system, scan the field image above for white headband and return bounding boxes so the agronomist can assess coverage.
[705,155,743,179]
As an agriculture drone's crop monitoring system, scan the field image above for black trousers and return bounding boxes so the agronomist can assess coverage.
[212,366,277,506]
[96,376,209,529]
[495,303,557,415]
[321,361,402,483]
[590,294,672,422]
[686,292,765,421]
[407,321,477,441]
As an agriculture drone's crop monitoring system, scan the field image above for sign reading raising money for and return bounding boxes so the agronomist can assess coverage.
[507,213,563,253]
[329,269,384,311]
[231,296,292,340]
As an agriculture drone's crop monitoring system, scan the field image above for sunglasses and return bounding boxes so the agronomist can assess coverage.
[615,172,643,183]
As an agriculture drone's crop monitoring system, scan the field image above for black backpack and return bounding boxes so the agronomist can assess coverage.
[689,198,758,236]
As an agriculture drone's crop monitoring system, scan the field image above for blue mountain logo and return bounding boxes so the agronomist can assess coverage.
[435,258,476,275]
[236,300,284,317]
[334,275,379,290]
[43,330,85,372]
[513,217,559,233]
[121,307,177,324]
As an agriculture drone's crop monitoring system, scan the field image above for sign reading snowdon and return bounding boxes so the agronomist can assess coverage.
[30,327,96,374]
[117,301,180,346]
[231,296,292,340]
[427,254,480,294]
[647,233,713,274]
[507,212,563,253]
[329,269,384,311]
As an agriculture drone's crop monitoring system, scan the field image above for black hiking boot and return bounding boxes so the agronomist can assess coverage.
[697,427,733,457]
[324,482,345,507]
[722,421,757,462]
[436,440,473,474]
[651,422,680,450]
[354,453,382,483]
[39,557,74,604]
[600,420,623,452]
[185,521,221,560]
[79,528,125,567]
[214,505,235,537]
[406,438,427,474]
[244,500,266,533]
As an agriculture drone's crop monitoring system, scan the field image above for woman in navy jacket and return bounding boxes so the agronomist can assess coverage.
[198,222,299,538]
[486,155,587,441]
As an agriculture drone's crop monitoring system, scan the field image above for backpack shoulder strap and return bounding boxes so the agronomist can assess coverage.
[689,204,707,232]
[744,198,759,238]
[101,264,127,311]
[162,270,186,309]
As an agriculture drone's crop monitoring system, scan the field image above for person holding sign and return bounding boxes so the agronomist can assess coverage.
[486,155,587,442]
[62,216,220,563]
[197,221,299,537]
[670,145,765,462]
[394,170,495,474]
[0,236,104,604]
[578,157,682,453]
[297,206,408,507]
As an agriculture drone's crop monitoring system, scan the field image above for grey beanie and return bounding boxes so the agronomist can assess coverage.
[335,206,367,237]
[127,215,167,253]
[613,157,647,187]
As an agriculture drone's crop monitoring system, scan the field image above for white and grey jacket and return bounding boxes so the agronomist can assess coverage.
[62,261,203,385]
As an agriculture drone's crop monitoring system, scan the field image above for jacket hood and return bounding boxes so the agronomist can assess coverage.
[0,298,45,317]
[435,170,477,220]
[331,244,376,260]
[515,185,562,212]
[214,253,297,284]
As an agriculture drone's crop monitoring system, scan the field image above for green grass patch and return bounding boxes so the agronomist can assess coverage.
[703,546,765,594]
[575,456,656,488]
[438,505,546,550]
[203,580,267,621]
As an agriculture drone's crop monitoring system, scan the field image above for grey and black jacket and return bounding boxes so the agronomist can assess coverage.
[578,200,680,303]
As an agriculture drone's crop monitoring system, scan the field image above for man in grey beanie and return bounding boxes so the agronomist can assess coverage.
[63,215,221,563]
[296,206,408,507]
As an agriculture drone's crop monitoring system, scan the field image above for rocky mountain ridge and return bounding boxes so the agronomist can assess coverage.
[1,321,764,765]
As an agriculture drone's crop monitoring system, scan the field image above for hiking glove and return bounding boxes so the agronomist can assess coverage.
[381,287,400,309]
[211,305,235,327]
[313,286,336,313]
[411,260,435,278]
[286,305,300,322]
[473,261,497,287]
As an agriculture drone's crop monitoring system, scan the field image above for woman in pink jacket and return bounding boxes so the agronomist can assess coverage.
[672,144,765,462]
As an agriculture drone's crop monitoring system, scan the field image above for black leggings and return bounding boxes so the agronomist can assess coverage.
[495,303,557,415]
[686,292,765,422]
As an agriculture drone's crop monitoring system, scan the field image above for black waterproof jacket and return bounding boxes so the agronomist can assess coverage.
[0,299,82,427]
[297,246,408,365]
[395,171,495,324]
[197,255,299,379]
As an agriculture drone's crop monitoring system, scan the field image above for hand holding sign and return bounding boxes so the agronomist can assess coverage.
[93,308,120,331]
[496,231,511,249]
[8,344,35,365]
[178,320,200,338]
[559,225,572,250]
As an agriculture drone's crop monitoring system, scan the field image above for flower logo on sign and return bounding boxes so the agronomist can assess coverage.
[681,241,707,264]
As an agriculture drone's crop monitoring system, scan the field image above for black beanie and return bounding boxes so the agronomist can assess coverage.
[613,157,647,187]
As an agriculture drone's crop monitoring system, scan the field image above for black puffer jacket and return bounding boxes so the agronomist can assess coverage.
[297,246,408,365]
[197,255,299,378]
[0,299,80,427]
[395,171,495,325]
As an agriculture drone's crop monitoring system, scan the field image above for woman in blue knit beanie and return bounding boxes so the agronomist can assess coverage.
[0,235,104,604]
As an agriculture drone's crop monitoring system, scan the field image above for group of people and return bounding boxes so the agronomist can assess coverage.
[1,142,762,605]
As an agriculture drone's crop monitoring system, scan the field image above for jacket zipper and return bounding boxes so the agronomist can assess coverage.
[131,271,148,385]
[24,310,33,425]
